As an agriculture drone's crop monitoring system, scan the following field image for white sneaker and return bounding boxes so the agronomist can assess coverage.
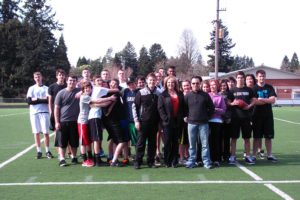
[229,156,236,165]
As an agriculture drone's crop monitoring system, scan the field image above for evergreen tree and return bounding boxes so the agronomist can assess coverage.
[137,47,152,77]
[280,55,290,71]
[0,0,21,23]
[290,52,299,72]
[54,34,71,73]
[149,43,167,71]
[205,20,235,73]
[122,42,138,77]
[76,56,89,67]
[18,0,62,86]
[89,58,103,76]
[231,55,255,71]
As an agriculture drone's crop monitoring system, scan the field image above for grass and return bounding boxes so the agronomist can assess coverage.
[0,107,299,200]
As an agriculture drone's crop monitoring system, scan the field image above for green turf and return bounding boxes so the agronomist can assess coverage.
[0,107,299,199]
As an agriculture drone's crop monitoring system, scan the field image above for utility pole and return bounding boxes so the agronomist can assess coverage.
[215,0,226,79]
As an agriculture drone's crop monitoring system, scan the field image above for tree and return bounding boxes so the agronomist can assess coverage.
[18,0,62,87]
[280,55,290,71]
[76,56,89,67]
[149,43,167,71]
[232,55,255,71]
[54,34,71,73]
[205,20,235,73]
[290,52,299,72]
[178,29,201,68]
[137,46,152,76]
[0,0,21,23]
[122,42,138,77]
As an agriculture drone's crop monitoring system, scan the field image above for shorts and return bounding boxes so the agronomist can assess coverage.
[128,122,138,146]
[77,123,91,146]
[231,117,252,139]
[55,121,79,148]
[179,122,189,145]
[30,112,50,134]
[88,118,103,142]
[252,115,274,139]
[103,117,127,144]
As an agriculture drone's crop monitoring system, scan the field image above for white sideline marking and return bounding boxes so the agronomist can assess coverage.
[0,112,28,117]
[274,118,300,125]
[0,180,300,186]
[0,133,55,169]
[236,162,294,200]
[264,184,294,200]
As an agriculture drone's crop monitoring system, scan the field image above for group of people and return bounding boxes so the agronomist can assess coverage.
[26,65,278,169]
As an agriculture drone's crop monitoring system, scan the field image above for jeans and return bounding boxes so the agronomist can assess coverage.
[187,123,211,167]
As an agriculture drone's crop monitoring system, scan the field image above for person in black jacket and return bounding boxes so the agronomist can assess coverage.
[184,76,215,169]
[132,73,161,169]
[158,76,184,168]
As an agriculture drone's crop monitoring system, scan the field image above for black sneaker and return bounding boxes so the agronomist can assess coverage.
[267,155,278,163]
[36,152,42,159]
[134,162,141,169]
[46,151,54,159]
[96,158,109,167]
[258,150,265,159]
[59,159,67,167]
[71,157,78,165]
[110,160,124,167]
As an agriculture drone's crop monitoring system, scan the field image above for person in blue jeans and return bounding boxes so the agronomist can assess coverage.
[184,76,215,169]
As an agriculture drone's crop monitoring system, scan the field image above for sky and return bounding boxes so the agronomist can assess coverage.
[49,0,300,69]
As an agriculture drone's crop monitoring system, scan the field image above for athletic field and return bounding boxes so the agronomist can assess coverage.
[0,107,299,200]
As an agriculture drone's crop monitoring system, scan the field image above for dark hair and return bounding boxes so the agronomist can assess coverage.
[219,79,229,92]
[246,74,257,85]
[68,75,78,81]
[256,69,266,76]
[56,69,65,76]
[93,75,101,81]
[228,76,236,84]
[236,71,245,78]
[136,75,145,82]
[191,76,202,82]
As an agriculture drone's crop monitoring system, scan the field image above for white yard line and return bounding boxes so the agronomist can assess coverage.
[0,112,28,117]
[274,118,300,125]
[0,180,300,186]
[236,162,294,200]
[0,133,55,169]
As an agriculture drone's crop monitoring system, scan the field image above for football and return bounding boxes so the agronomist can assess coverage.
[235,99,248,109]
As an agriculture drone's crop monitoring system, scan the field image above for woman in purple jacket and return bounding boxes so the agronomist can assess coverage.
[208,79,226,167]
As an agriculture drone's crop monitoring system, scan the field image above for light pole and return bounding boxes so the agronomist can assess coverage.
[215,0,226,79]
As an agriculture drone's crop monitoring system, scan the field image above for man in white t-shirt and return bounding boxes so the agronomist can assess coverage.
[27,72,53,159]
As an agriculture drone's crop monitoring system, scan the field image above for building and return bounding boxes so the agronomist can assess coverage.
[218,66,300,105]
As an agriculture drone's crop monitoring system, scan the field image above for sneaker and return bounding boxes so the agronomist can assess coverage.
[121,159,130,165]
[134,162,141,170]
[99,148,106,158]
[82,160,88,167]
[85,159,94,167]
[195,161,203,167]
[228,156,236,165]
[59,159,67,167]
[213,161,220,167]
[245,156,255,165]
[71,157,78,165]
[110,160,124,167]
[178,159,186,165]
[36,152,42,159]
[267,155,278,163]
[154,155,161,167]
[46,151,54,159]
[148,163,158,168]
[185,162,197,169]
[243,151,246,158]
[258,150,265,159]
[95,158,109,167]
[204,165,214,169]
